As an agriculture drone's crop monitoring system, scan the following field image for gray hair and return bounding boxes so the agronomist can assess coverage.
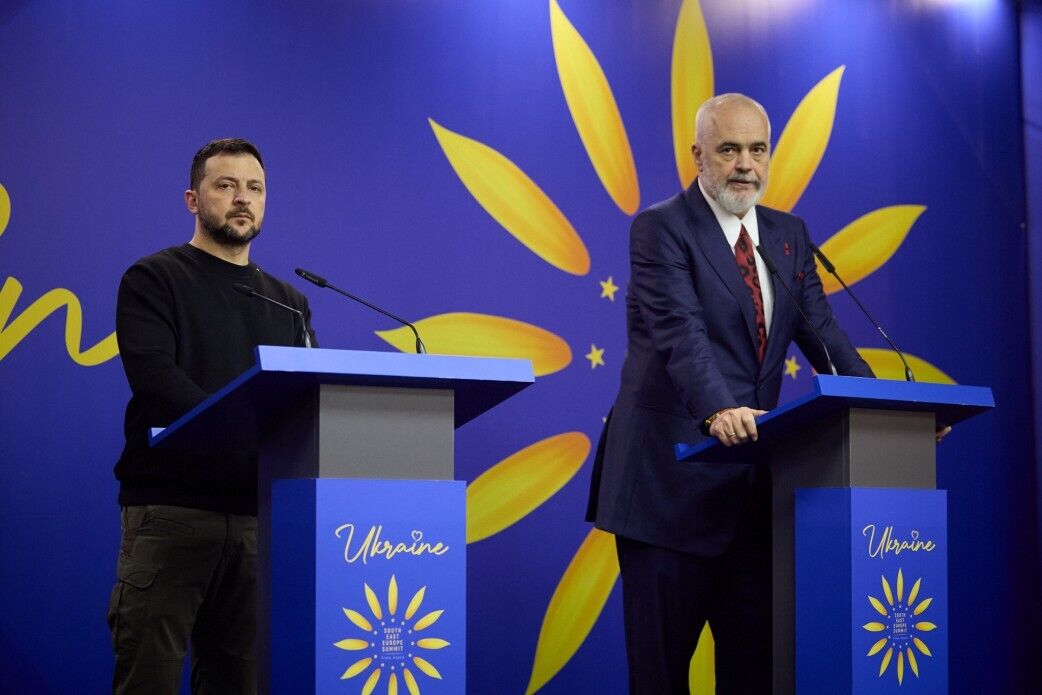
[694,93,772,147]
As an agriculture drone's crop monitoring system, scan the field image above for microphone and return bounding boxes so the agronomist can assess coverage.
[754,245,838,376]
[810,243,914,382]
[294,268,426,354]
[231,282,312,348]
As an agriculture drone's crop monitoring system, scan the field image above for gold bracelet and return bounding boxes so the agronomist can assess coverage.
[704,408,730,430]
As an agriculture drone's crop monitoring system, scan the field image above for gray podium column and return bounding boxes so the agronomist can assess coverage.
[769,407,937,695]
[256,384,455,693]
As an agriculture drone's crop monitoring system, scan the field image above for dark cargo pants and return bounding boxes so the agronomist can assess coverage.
[107,505,257,694]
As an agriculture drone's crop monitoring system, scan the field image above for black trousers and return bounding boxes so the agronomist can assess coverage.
[107,505,257,695]
[615,487,772,694]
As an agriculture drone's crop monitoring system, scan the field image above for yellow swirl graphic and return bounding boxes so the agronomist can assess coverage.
[0,183,10,238]
[857,348,955,384]
[817,205,926,294]
[525,529,619,694]
[761,66,845,212]
[671,0,713,188]
[0,277,118,366]
[467,432,591,543]
[375,312,571,376]
[549,0,639,215]
[429,118,590,275]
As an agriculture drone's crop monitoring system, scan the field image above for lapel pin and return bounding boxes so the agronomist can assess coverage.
[783,242,791,256]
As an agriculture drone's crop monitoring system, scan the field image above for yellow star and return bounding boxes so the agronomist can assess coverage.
[599,276,619,301]
[585,344,605,369]
[784,355,801,379]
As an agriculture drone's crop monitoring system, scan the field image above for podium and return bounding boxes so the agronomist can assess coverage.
[152,346,534,693]
[675,375,994,694]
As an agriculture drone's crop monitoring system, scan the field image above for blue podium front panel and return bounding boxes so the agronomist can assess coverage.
[271,479,466,694]
[796,488,948,694]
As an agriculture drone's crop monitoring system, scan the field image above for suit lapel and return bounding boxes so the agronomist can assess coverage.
[682,182,760,356]
[758,210,796,366]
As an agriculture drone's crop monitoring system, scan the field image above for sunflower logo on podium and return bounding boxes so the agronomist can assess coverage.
[334,574,450,694]
[862,568,937,685]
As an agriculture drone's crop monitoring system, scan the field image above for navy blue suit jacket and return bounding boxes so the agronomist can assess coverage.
[587,181,873,556]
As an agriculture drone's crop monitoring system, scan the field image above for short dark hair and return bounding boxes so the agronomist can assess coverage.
[189,138,264,190]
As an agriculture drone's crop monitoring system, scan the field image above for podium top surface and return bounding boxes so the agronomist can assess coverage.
[674,375,994,464]
[151,346,534,449]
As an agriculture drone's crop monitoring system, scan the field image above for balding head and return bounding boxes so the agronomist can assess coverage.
[695,93,771,149]
[691,94,772,217]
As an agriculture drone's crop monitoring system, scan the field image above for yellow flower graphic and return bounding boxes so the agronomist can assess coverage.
[334,574,450,694]
[408,0,956,690]
[863,568,937,684]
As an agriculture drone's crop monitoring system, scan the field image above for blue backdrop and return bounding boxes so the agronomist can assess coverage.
[1,1,1038,692]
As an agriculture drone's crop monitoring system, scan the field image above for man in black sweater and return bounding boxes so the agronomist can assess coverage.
[108,138,316,693]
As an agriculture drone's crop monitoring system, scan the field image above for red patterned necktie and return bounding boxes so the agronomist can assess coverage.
[735,225,767,363]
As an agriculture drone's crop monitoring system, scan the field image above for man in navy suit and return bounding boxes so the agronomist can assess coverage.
[587,93,873,693]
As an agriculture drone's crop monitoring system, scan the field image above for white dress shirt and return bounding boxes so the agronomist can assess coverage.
[697,178,775,336]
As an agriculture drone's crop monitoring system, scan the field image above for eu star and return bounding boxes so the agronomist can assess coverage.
[784,355,801,379]
[599,276,619,301]
[585,344,605,369]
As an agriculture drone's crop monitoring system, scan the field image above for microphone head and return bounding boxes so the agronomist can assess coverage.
[232,282,255,297]
[809,243,835,273]
[295,267,328,288]
[754,244,779,275]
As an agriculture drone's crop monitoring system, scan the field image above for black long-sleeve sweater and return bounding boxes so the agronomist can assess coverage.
[114,243,316,514]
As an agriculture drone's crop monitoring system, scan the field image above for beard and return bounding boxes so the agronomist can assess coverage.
[198,205,261,248]
[701,169,766,216]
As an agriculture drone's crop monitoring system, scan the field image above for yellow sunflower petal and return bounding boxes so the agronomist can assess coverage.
[364,583,383,621]
[413,610,444,632]
[688,623,716,693]
[362,669,382,695]
[402,668,421,695]
[907,648,920,677]
[0,183,10,237]
[525,529,619,694]
[429,119,590,275]
[907,578,922,607]
[412,656,443,680]
[869,595,889,616]
[913,597,933,616]
[416,638,451,650]
[671,0,713,188]
[549,0,639,214]
[467,432,591,543]
[341,657,373,679]
[858,348,956,384]
[761,66,845,212]
[334,638,370,651]
[915,622,937,631]
[343,608,374,633]
[404,586,426,621]
[879,647,893,676]
[388,575,398,616]
[375,312,571,376]
[867,637,889,656]
[863,622,886,632]
[388,673,399,695]
[881,576,894,605]
[816,205,926,294]
[898,651,905,684]
[897,569,904,603]
[913,637,932,657]
[0,278,119,366]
